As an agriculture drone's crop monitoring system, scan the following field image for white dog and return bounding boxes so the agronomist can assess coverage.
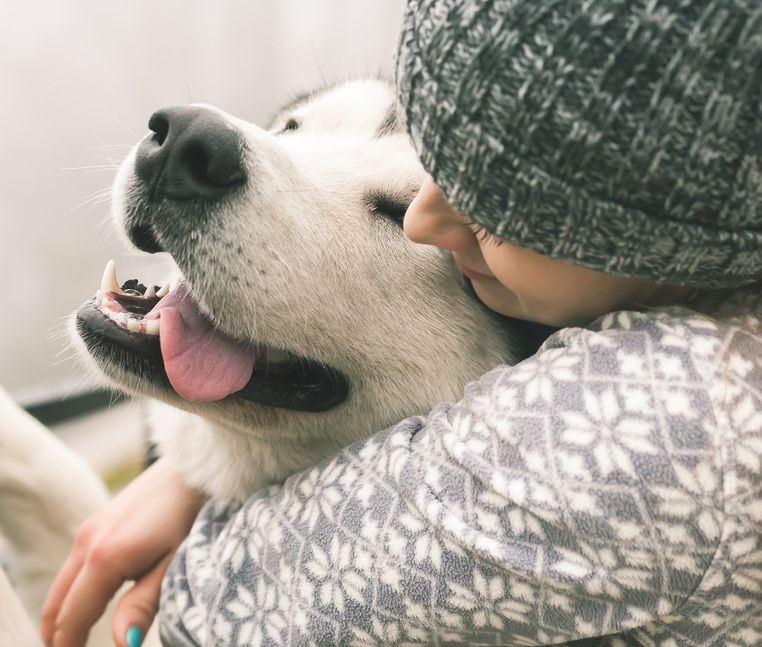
[74,78,522,500]
[1,79,533,645]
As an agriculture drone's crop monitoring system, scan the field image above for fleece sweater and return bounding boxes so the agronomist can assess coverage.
[159,288,762,646]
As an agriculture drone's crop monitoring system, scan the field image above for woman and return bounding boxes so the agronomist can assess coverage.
[43,0,762,645]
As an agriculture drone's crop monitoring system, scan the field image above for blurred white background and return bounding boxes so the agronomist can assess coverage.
[0,0,406,405]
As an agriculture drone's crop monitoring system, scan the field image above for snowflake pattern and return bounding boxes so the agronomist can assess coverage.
[161,291,762,646]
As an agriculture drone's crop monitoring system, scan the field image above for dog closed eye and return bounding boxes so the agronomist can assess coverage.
[365,190,409,227]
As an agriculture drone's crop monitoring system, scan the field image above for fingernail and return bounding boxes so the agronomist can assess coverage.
[126,625,144,647]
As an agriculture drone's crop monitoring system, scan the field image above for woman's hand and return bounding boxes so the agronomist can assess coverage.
[41,456,207,647]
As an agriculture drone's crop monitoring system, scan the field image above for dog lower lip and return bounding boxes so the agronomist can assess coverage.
[235,364,350,411]
[77,297,162,358]
[76,296,350,412]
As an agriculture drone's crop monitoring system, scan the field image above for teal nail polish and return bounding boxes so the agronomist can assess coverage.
[126,625,143,647]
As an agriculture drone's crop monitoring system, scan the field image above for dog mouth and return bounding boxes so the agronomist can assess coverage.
[76,260,349,412]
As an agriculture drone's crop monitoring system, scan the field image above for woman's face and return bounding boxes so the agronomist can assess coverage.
[404,178,677,327]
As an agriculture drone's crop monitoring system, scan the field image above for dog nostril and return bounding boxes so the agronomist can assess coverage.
[147,112,170,146]
[181,140,245,189]
[184,143,208,185]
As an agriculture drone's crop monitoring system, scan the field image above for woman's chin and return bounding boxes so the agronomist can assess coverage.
[471,282,530,320]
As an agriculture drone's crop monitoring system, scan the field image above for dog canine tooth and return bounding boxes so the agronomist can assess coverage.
[99,260,124,295]
[156,283,170,298]
[144,285,157,298]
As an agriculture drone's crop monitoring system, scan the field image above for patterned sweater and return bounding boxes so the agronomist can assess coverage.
[160,291,762,646]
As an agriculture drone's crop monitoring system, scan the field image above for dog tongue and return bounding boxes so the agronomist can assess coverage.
[146,283,254,401]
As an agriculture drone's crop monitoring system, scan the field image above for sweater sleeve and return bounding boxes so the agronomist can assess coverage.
[159,309,730,647]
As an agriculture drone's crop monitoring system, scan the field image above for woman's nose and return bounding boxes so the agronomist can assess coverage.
[403,178,476,251]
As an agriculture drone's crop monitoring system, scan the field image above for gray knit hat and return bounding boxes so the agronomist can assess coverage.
[395,0,762,288]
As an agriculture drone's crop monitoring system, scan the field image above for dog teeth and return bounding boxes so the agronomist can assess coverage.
[95,299,162,337]
[94,261,166,337]
[97,261,169,300]
[99,260,124,295]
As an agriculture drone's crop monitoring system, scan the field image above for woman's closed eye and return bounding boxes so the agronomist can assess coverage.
[464,219,504,247]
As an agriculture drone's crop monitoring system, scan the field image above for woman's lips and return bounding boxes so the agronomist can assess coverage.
[454,257,495,281]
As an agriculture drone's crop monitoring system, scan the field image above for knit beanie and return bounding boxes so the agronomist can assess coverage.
[395,0,762,288]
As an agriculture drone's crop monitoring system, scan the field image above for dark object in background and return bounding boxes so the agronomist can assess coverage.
[24,389,124,426]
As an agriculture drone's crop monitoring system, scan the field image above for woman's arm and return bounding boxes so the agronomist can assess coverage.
[161,309,736,646]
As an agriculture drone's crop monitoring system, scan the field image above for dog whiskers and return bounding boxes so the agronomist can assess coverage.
[62,164,121,172]
[67,187,113,216]
[112,117,140,139]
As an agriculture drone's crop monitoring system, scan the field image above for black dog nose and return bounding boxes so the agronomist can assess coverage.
[135,106,246,200]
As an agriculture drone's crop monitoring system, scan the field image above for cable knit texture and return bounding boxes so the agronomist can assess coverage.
[395,0,762,288]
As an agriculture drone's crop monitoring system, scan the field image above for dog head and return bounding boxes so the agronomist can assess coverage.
[73,79,520,495]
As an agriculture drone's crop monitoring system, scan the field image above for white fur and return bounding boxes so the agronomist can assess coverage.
[1,567,43,647]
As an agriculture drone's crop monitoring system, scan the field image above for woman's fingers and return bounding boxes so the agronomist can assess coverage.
[38,460,206,647]
[112,553,174,647]
[40,544,87,645]
[49,554,124,647]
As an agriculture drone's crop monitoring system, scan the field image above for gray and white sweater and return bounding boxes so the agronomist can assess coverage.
[160,291,762,646]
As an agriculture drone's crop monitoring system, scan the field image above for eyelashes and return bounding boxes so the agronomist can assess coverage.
[465,219,504,247]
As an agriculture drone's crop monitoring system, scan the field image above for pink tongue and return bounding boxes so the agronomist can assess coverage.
[146,283,254,401]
